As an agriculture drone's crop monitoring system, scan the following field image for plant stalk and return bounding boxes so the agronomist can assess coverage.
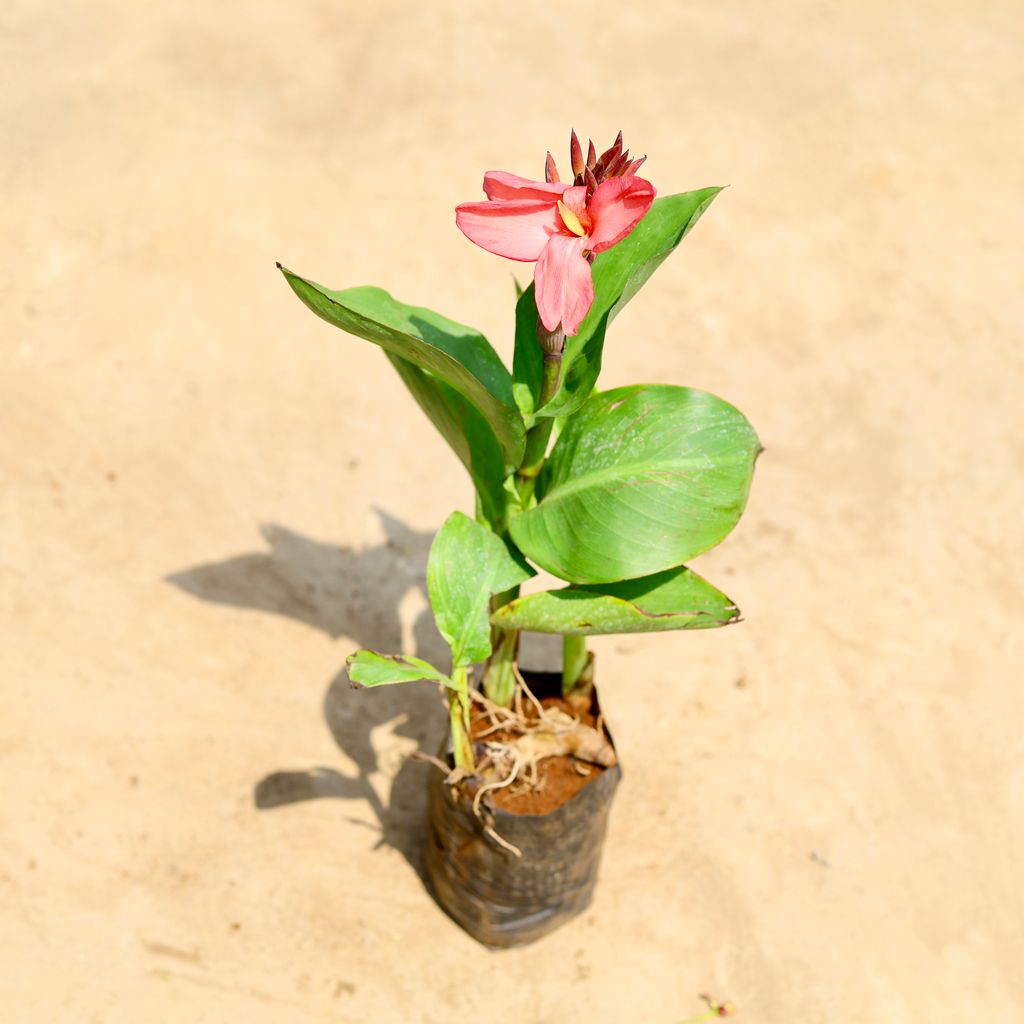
[481,619,519,706]
[516,344,564,501]
[482,323,566,709]
[562,633,593,696]
[448,664,475,771]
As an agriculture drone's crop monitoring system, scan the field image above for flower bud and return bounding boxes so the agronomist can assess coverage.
[570,130,585,179]
[544,151,560,184]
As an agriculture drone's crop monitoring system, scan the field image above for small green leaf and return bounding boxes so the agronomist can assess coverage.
[492,566,740,635]
[428,512,535,668]
[513,189,722,420]
[347,650,450,687]
[386,355,506,529]
[278,268,525,468]
[509,384,759,584]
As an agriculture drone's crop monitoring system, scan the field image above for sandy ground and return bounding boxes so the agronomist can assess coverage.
[3,1,1023,1021]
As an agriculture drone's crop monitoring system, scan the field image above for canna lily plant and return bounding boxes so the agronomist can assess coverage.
[278,131,759,781]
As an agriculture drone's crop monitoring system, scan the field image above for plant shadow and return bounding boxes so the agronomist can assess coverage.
[166,509,449,883]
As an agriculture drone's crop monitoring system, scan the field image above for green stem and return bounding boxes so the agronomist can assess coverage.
[562,634,592,696]
[482,324,565,709]
[448,664,475,771]
[481,619,519,706]
[516,349,563,503]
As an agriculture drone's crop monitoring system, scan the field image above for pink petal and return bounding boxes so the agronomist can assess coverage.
[559,184,591,232]
[455,199,560,262]
[534,233,594,335]
[586,175,657,253]
[482,170,569,202]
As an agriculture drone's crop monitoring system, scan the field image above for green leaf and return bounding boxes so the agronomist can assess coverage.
[428,511,535,668]
[386,354,506,529]
[512,283,545,421]
[513,188,722,420]
[508,384,759,584]
[491,565,739,635]
[278,267,525,468]
[347,650,450,687]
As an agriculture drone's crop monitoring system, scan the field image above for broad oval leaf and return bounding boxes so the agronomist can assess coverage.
[428,512,535,668]
[347,650,449,687]
[279,267,525,468]
[491,566,739,635]
[386,354,506,529]
[509,385,760,584]
[513,188,722,420]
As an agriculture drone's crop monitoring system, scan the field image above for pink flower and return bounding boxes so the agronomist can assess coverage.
[455,132,656,336]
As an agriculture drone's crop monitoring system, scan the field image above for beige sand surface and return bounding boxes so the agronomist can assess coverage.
[3,1,1023,1021]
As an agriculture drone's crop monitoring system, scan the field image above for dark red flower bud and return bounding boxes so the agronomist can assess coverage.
[555,131,648,192]
[596,134,622,176]
[570,130,584,179]
[606,148,630,178]
[544,151,560,184]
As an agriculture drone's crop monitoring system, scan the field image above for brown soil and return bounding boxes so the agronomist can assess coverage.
[470,694,609,816]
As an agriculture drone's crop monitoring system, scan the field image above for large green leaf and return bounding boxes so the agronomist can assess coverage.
[509,384,759,584]
[491,565,739,635]
[512,188,722,421]
[386,354,506,528]
[347,649,451,688]
[279,267,525,467]
[428,512,535,668]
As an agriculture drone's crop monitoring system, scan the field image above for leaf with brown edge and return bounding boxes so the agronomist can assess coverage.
[491,565,740,635]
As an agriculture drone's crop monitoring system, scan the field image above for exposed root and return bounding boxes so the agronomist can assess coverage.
[468,682,617,799]
[519,710,617,767]
[417,678,616,856]
[409,753,481,794]
[471,745,522,817]
[513,664,547,719]
[444,767,472,788]
[564,673,595,717]
[482,821,522,858]
[410,751,451,775]
[410,749,523,855]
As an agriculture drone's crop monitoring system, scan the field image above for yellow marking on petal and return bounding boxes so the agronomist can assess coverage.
[557,200,587,237]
